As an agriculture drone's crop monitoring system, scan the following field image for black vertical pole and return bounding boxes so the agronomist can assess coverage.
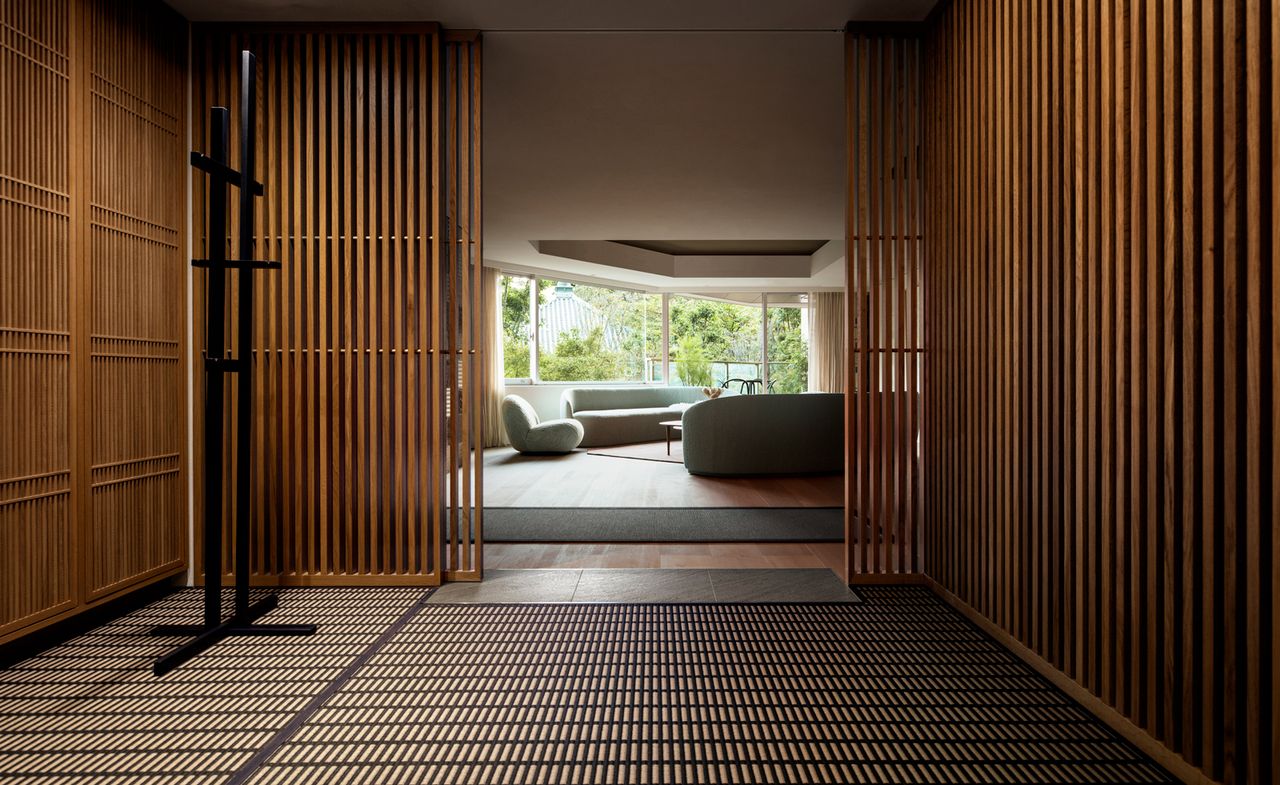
[234,52,257,617]
[152,52,314,678]
[203,108,230,628]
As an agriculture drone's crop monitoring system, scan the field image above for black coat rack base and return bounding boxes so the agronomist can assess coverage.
[152,50,316,677]
[152,597,314,676]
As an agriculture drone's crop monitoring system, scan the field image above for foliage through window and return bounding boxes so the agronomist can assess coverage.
[499,275,812,390]
[500,274,532,381]
[536,282,661,383]
[668,295,761,387]
[767,299,809,393]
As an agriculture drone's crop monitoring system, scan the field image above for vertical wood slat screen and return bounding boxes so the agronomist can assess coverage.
[192,26,484,586]
[844,29,925,579]
[0,0,187,643]
[442,33,483,581]
[920,2,1277,784]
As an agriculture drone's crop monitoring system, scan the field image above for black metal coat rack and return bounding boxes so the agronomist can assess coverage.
[153,51,316,677]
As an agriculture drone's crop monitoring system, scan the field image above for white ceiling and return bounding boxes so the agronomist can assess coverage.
[168,1,934,291]
[483,30,848,291]
[167,0,936,27]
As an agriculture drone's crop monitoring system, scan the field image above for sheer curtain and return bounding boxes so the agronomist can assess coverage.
[807,291,846,393]
[483,267,509,447]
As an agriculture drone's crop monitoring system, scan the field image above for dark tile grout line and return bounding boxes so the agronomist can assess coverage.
[222,587,437,785]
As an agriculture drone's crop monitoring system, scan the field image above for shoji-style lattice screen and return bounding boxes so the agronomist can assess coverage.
[192,26,484,586]
[844,28,925,579]
[1,0,188,643]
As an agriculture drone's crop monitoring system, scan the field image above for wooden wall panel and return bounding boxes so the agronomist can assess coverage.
[919,2,1276,784]
[844,29,925,579]
[0,0,77,637]
[85,0,187,599]
[191,26,483,586]
[0,0,188,644]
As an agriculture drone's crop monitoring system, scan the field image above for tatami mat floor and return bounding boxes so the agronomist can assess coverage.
[0,584,1176,784]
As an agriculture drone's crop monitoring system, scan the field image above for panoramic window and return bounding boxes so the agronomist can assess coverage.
[536,282,662,383]
[766,295,809,393]
[500,274,534,383]
[500,276,809,389]
[668,295,762,389]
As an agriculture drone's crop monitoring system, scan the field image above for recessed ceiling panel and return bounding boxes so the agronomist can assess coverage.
[616,240,828,256]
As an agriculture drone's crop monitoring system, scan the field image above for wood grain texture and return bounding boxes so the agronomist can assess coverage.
[843,29,924,581]
[920,2,1276,784]
[0,0,187,645]
[190,27,483,586]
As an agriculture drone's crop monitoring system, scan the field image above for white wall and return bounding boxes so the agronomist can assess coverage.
[502,384,567,422]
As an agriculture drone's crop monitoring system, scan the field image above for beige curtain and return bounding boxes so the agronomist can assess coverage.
[808,291,845,393]
[482,267,509,447]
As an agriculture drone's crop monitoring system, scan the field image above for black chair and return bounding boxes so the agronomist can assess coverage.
[721,378,763,395]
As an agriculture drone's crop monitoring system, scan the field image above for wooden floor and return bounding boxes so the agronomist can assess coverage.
[483,446,843,508]
[483,446,847,577]
[486,541,848,581]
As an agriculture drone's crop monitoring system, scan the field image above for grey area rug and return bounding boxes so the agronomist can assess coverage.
[484,507,843,542]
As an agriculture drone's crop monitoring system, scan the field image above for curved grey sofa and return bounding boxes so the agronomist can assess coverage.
[560,386,707,447]
[681,393,843,476]
[503,394,584,454]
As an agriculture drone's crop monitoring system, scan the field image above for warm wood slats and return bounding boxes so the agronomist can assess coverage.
[191,26,483,586]
[443,33,483,581]
[0,0,75,638]
[844,29,924,580]
[86,0,187,600]
[919,2,1277,784]
[0,0,187,643]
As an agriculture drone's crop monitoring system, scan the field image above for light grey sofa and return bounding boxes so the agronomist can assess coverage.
[560,386,707,447]
[503,394,584,454]
[681,393,843,476]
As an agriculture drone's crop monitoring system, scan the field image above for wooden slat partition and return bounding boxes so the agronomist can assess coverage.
[844,27,924,580]
[443,32,483,581]
[191,25,483,586]
[0,0,188,644]
[919,2,1277,784]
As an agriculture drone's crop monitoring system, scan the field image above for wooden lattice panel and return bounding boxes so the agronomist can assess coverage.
[0,0,76,635]
[84,0,187,600]
[0,0,187,644]
[191,27,484,587]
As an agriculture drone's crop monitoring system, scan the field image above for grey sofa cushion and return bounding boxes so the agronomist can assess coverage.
[681,393,844,476]
[560,387,707,447]
[502,394,584,454]
[560,386,707,417]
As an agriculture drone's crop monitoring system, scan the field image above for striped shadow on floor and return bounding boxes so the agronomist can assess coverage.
[0,587,426,784]
[245,587,1176,785]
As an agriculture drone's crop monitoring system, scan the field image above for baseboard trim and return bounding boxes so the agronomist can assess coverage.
[921,576,1214,785]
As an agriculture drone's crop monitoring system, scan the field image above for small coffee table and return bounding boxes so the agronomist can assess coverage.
[659,420,683,455]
